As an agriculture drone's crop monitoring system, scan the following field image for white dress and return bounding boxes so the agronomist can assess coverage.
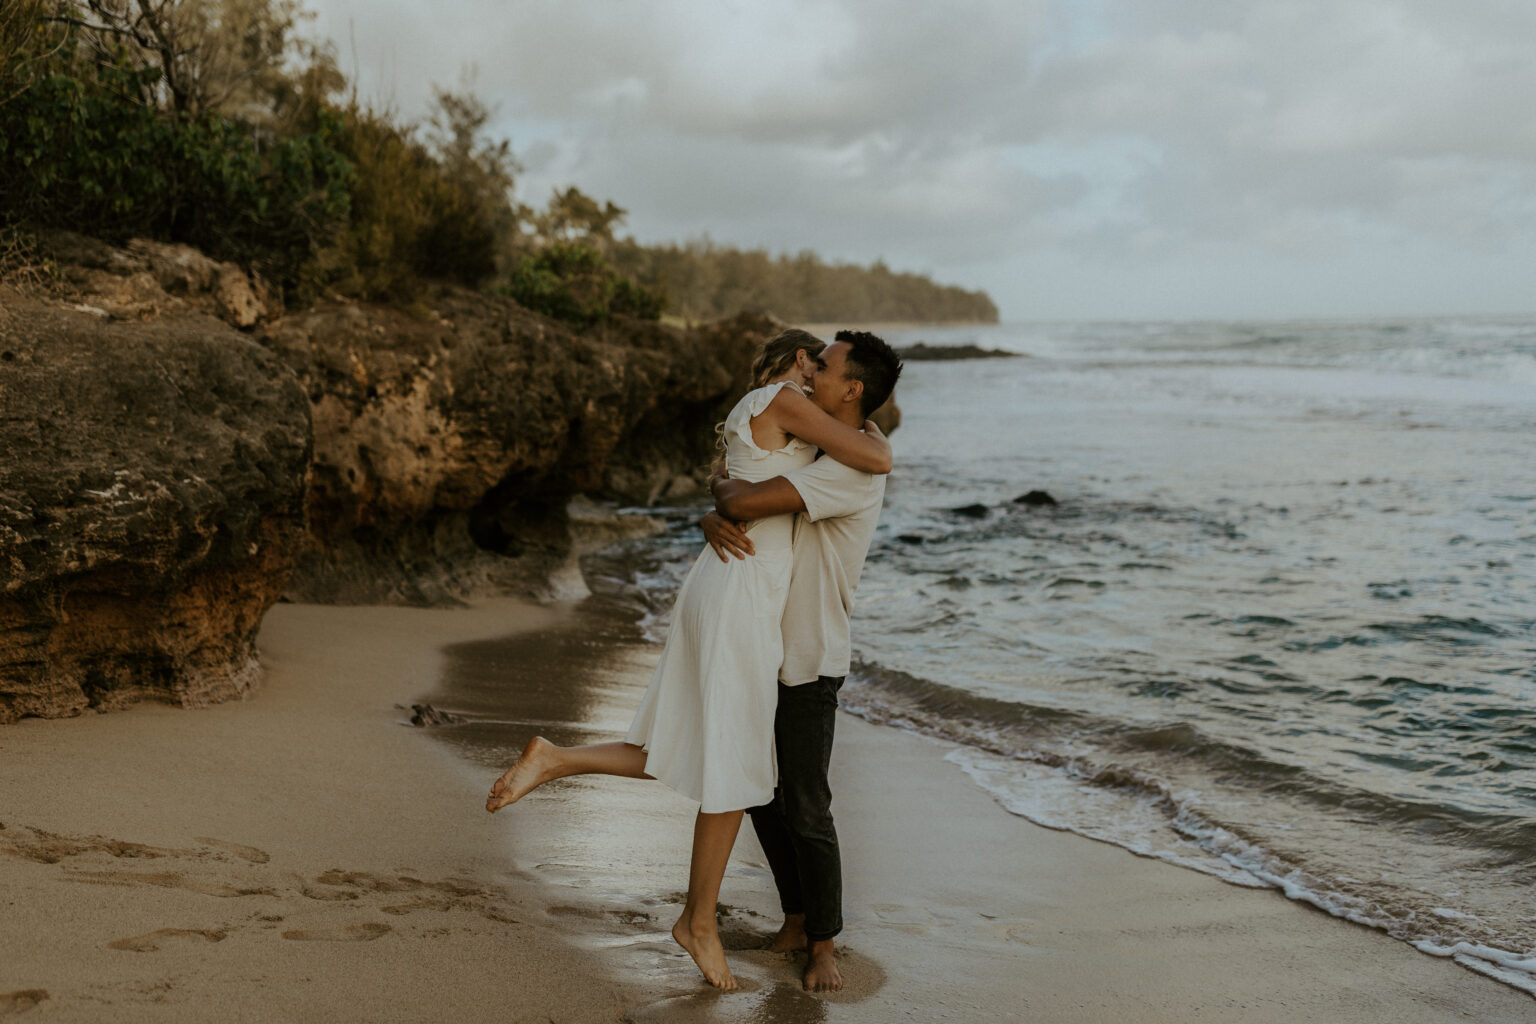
[625,380,816,812]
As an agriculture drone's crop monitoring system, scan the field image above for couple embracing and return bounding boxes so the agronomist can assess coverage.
[486,328,902,991]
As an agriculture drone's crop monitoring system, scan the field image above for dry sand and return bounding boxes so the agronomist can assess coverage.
[2,600,1530,1023]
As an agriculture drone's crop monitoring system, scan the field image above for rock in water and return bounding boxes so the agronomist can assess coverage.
[1014,489,1058,506]
[951,503,990,518]
[0,292,310,722]
[896,342,1022,361]
[398,703,465,727]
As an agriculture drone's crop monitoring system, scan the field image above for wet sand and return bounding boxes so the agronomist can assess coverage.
[2,600,1530,1022]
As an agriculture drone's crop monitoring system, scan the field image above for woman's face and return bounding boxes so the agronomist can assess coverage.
[794,348,824,389]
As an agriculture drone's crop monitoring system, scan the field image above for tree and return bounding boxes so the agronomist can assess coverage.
[423,82,520,276]
[46,0,330,121]
[530,186,627,248]
[1,0,58,105]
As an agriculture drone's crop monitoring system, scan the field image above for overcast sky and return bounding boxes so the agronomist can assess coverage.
[303,0,1536,321]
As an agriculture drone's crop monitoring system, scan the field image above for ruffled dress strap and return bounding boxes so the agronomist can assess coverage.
[726,380,811,459]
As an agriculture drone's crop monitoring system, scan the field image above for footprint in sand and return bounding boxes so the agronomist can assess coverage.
[380,896,458,916]
[868,904,938,930]
[281,922,391,942]
[628,980,824,1022]
[0,828,186,865]
[718,922,771,950]
[299,882,360,902]
[194,837,271,864]
[107,928,227,953]
[480,908,521,925]
[0,990,49,1016]
[65,869,272,899]
[548,905,653,926]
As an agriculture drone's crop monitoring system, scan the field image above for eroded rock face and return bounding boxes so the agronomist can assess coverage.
[261,289,766,604]
[0,292,310,722]
[35,231,277,328]
[0,231,862,720]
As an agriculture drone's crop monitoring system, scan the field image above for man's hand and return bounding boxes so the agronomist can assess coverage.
[701,510,755,562]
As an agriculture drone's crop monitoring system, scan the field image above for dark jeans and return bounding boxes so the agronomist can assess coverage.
[748,675,843,942]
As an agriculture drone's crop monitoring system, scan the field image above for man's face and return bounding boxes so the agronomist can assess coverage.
[810,342,853,414]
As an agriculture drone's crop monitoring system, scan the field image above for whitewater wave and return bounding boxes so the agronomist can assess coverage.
[840,658,1536,997]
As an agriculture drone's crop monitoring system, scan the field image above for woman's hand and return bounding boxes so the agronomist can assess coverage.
[709,461,731,491]
[701,510,755,562]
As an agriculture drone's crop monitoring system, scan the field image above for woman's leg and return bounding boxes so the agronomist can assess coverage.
[671,808,744,990]
[487,743,744,989]
[485,738,652,811]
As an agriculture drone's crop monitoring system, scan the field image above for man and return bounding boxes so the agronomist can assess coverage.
[700,330,902,992]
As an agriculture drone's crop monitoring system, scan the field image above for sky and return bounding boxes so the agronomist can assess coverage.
[302,0,1536,321]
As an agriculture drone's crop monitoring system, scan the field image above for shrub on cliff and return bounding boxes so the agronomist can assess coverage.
[0,31,351,297]
[502,241,663,325]
[497,186,663,324]
[318,91,514,302]
[0,4,517,304]
[0,3,582,308]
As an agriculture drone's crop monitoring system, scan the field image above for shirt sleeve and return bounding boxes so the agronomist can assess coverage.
[785,456,879,522]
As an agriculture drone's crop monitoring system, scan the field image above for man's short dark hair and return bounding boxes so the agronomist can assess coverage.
[835,330,903,416]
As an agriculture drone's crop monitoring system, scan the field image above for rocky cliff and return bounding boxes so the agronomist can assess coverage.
[262,292,765,604]
[0,291,311,723]
[0,235,779,718]
[0,230,906,720]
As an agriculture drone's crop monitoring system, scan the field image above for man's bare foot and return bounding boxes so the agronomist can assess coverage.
[671,908,739,991]
[803,937,843,993]
[485,736,559,812]
[768,913,807,953]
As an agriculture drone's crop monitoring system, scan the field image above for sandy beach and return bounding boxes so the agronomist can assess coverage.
[2,599,1530,1023]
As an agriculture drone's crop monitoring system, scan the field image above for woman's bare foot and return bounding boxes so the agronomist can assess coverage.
[803,937,843,992]
[485,736,559,812]
[671,908,739,991]
[767,913,807,953]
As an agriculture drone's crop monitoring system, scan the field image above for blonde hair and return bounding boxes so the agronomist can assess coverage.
[751,328,826,387]
[715,329,829,453]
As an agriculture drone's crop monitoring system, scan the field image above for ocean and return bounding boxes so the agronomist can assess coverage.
[584,317,1536,995]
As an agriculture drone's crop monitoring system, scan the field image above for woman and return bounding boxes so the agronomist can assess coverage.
[484,328,889,990]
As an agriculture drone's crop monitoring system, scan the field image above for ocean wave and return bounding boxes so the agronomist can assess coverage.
[841,657,1536,996]
[1282,615,1516,653]
[846,659,1531,841]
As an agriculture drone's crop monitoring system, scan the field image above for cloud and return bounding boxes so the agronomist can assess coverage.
[304,0,1536,317]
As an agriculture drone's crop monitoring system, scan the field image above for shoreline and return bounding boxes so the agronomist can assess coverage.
[1,599,1530,1021]
[798,320,996,337]
[422,598,1536,1022]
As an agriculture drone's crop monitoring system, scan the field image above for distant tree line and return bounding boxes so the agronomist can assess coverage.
[0,0,996,326]
[612,240,997,324]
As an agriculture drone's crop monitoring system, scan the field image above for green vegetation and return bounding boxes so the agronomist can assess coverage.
[0,1,995,324]
[503,242,663,325]
[614,240,998,324]
[1,1,350,299]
